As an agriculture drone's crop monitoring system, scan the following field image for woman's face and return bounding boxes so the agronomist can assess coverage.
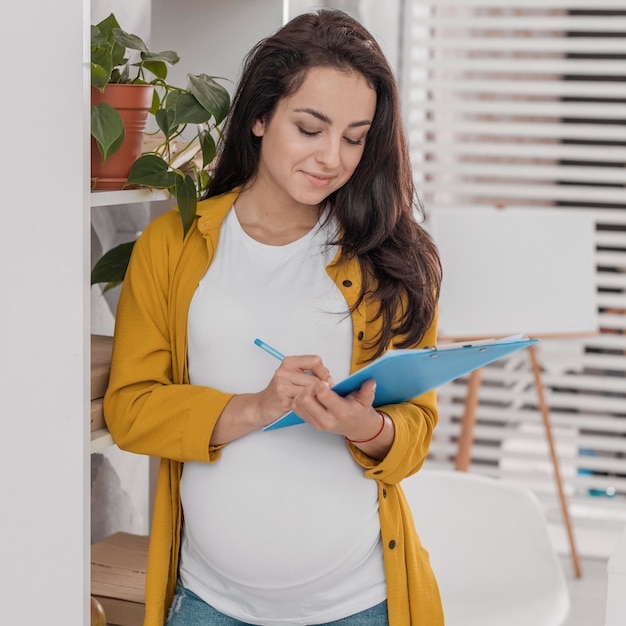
[251,66,377,210]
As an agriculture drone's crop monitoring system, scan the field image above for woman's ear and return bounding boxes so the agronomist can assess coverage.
[252,118,265,137]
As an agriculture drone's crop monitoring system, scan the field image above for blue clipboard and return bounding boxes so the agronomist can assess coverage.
[264,336,538,431]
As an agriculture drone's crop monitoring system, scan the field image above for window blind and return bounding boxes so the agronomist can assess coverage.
[402,1,626,530]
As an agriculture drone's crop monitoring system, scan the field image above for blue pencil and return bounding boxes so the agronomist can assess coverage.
[254,338,286,362]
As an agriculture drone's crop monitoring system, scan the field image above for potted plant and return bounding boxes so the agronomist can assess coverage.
[91,12,180,188]
[90,13,230,291]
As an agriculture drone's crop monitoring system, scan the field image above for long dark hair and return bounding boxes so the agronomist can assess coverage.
[206,9,441,359]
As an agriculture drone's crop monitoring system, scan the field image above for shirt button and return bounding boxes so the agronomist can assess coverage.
[382,488,387,498]
[342,279,352,287]
[389,540,397,549]
[373,470,383,475]
[357,331,364,340]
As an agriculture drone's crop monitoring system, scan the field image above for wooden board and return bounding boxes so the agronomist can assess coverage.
[91,334,113,401]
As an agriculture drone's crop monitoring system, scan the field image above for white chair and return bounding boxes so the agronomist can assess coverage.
[605,524,626,626]
[402,469,570,626]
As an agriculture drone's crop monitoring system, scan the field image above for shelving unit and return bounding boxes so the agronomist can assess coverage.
[90,188,171,208]
[90,189,171,456]
[86,4,286,625]
[91,429,115,453]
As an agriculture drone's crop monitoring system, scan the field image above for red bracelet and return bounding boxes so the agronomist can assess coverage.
[347,411,386,444]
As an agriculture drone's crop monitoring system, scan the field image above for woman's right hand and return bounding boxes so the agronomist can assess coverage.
[209,355,334,446]
[256,355,335,422]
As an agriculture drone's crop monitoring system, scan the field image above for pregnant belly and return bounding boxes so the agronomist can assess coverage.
[180,426,381,588]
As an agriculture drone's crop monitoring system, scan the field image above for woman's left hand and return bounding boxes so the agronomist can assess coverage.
[292,378,394,460]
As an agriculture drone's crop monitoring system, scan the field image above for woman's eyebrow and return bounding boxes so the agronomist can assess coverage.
[293,107,372,128]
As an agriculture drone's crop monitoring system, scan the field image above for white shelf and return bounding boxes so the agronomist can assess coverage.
[91,428,115,453]
[90,188,171,208]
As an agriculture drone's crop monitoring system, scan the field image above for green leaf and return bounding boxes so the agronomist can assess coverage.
[126,154,179,189]
[148,88,161,115]
[174,92,212,125]
[164,90,182,111]
[91,103,125,162]
[91,40,113,90]
[111,29,149,54]
[187,74,230,125]
[106,132,126,163]
[176,175,198,238]
[95,14,125,69]
[110,43,126,71]
[199,130,216,168]
[94,13,121,39]
[90,63,110,91]
[91,25,108,46]
[142,50,180,66]
[110,67,125,83]
[155,108,178,138]
[91,240,136,287]
[199,169,211,192]
[143,59,168,81]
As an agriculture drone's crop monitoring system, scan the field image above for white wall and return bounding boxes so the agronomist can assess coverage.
[91,0,152,43]
[151,0,284,96]
[0,0,89,623]
[288,0,402,76]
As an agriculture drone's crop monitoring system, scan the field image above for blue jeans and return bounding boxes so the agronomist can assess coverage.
[165,582,389,626]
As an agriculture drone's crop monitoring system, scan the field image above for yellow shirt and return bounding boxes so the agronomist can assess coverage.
[104,188,444,626]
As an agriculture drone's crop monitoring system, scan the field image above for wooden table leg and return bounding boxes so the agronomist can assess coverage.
[528,343,583,578]
[455,368,482,471]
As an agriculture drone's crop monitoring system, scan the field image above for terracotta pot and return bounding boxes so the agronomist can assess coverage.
[91,84,155,190]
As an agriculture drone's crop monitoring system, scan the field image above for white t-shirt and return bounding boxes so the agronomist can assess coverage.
[180,207,386,625]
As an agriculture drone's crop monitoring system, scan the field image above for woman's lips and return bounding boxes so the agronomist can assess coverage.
[302,171,334,187]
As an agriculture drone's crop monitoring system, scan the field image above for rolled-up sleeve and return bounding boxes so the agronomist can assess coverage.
[103,212,233,462]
